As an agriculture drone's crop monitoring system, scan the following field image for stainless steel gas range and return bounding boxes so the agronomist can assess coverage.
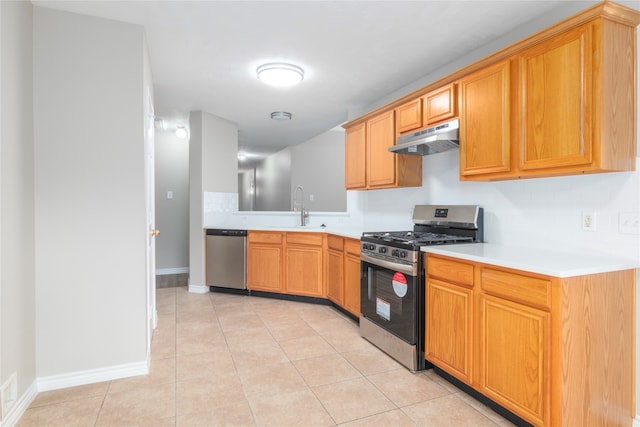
[359,205,483,372]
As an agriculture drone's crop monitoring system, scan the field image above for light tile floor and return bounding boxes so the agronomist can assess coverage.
[17,287,516,426]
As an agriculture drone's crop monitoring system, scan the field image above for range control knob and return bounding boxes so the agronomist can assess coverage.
[391,249,400,257]
[399,251,407,258]
[363,243,375,251]
[378,246,388,254]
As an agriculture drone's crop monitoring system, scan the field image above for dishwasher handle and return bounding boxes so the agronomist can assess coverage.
[206,229,247,237]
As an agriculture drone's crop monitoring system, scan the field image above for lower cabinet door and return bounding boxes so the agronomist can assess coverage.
[247,245,282,292]
[285,245,323,297]
[343,252,361,316]
[425,278,473,384]
[480,294,549,426]
[326,249,344,305]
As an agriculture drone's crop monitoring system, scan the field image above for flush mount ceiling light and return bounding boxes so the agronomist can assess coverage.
[175,125,188,139]
[271,111,292,121]
[257,63,304,87]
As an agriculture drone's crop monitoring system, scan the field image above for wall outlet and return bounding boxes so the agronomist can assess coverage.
[619,212,640,235]
[1,373,17,419]
[582,212,596,232]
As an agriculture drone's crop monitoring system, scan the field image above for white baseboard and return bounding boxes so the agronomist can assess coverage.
[1,380,37,427]
[156,267,189,275]
[633,415,640,427]
[188,284,209,294]
[36,360,149,392]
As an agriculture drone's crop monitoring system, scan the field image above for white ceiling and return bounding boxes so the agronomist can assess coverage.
[33,0,599,162]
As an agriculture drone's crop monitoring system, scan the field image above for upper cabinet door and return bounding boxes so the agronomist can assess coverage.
[395,98,423,134]
[345,122,366,189]
[367,110,397,188]
[459,60,512,178]
[519,23,593,171]
[423,83,457,125]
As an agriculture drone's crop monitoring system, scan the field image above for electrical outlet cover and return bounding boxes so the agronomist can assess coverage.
[582,212,596,232]
[619,212,640,235]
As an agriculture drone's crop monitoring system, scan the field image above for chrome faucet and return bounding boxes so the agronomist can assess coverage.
[293,185,309,226]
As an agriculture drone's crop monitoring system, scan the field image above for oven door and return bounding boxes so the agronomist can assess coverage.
[360,255,419,344]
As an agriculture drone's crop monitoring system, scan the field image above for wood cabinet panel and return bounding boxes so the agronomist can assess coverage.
[519,23,592,171]
[345,109,421,191]
[249,231,283,244]
[367,110,397,188]
[481,268,551,310]
[554,271,635,426]
[285,234,324,298]
[247,244,282,292]
[423,83,456,125]
[327,234,344,251]
[326,236,360,316]
[345,122,366,189]
[427,256,474,287]
[427,252,635,426]
[459,60,512,178]
[426,277,473,384]
[286,232,323,246]
[396,98,423,134]
[326,234,344,306]
[344,247,361,316]
[480,294,549,426]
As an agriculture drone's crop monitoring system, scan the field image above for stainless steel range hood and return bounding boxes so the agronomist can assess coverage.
[389,118,459,156]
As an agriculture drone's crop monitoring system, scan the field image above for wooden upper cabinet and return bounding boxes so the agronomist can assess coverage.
[345,122,366,189]
[423,83,456,125]
[367,110,397,188]
[459,60,512,179]
[395,98,423,134]
[519,23,592,171]
[517,18,636,175]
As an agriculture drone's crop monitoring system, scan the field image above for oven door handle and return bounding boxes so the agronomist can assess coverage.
[361,253,416,276]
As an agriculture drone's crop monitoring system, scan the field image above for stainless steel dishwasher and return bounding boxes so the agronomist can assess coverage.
[205,229,247,290]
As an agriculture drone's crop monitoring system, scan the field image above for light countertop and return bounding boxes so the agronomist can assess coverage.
[422,243,639,278]
[205,226,363,240]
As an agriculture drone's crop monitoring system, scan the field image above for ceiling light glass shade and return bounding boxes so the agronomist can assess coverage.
[257,63,304,87]
[175,126,188,139]
[271,112,292,121]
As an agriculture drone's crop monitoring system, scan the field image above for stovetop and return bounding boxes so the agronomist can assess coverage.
[362,230,474,247]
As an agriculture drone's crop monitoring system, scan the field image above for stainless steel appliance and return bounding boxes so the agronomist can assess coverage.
[389,119,459,156]
[360,205,483,371]
[206,229,247,290]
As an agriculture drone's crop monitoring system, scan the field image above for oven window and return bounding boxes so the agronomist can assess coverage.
[361,262,417,344]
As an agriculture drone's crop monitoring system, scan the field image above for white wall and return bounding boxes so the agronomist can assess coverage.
[291,128,347,212]
[254,148,291,211]
[0,0,36,418]
[155,130,189,271]
[33,7,148,378]
[189,111,238,289]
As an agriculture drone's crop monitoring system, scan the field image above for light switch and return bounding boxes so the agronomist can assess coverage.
[167,191,173,200]
[309,194,314,201]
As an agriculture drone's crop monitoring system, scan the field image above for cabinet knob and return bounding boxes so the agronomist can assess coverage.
[150,229,160,237]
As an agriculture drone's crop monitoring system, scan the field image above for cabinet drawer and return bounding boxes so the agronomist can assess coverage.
[248,231,282,245]
[327,235,344,251]
[344,238,361,256]
[286,232,323,246]
[427,256,474,287]
[481,268,550,310]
